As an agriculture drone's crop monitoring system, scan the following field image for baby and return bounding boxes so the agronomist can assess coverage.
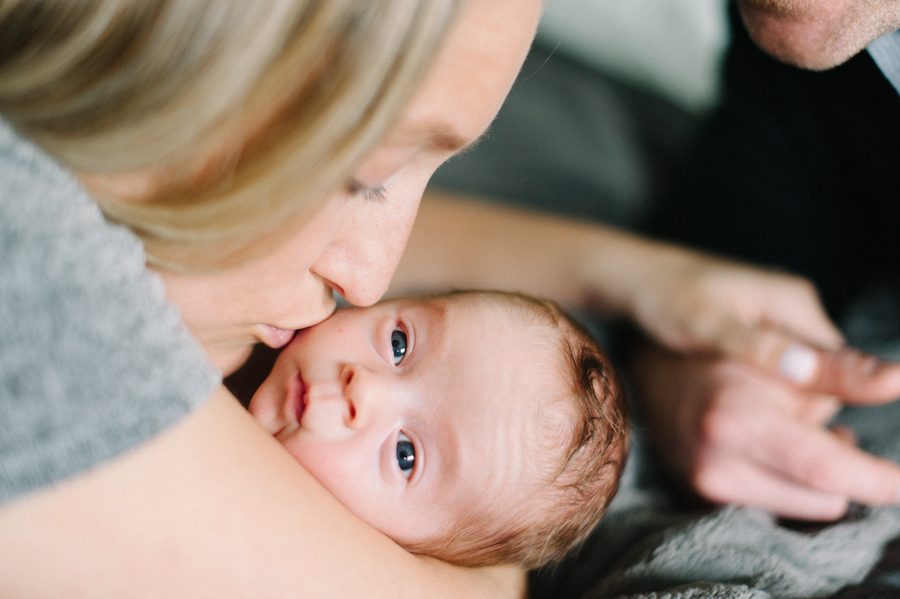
[248,290,628,569]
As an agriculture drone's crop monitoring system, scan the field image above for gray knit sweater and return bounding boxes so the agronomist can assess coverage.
[0,120,220,505]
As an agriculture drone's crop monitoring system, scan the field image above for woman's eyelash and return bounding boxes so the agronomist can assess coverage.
[346,180,387,201]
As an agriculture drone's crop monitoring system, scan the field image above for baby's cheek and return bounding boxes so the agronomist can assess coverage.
[247,384,286,435]
[282,439,347,493]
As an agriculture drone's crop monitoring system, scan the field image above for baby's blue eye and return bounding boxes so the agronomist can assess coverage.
[396,432,415,478]
[391,328,407,365]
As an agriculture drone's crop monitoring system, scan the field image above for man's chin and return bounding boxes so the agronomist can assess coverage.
[736,0,877,70]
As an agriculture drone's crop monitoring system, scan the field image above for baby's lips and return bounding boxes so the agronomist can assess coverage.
[286,372,307,426]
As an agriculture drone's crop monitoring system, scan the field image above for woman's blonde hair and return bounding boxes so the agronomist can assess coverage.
[0,0,461,269]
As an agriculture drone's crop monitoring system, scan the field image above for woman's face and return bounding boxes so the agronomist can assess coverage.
[156,0,542,373]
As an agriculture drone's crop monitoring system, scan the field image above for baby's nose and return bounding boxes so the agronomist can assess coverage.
[340,364,383,428]
[303,380,354,427]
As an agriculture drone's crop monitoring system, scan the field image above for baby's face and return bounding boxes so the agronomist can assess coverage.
[249,295,557,547]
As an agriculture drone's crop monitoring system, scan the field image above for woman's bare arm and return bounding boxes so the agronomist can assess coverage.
[394,191,900,380]
[392,190,632,309]
[0,387,525,598]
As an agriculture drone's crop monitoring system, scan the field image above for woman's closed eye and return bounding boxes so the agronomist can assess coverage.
[396,431,415,478]
[391,327,407,365]
[346,180,387,201]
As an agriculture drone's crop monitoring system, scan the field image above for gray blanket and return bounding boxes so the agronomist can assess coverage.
[532,350,900,599]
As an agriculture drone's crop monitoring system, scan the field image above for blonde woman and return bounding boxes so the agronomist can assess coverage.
[2,0,900,596]
[0,1,537,595]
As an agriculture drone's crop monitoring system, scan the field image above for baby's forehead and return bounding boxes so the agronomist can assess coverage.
[430,292,559,330]
[405,294,584,525]
[451,294,577,441]
[434,292,571,381]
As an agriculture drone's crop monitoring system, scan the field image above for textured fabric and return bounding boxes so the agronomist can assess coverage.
[0,120,220,505]
[529,396,900,599]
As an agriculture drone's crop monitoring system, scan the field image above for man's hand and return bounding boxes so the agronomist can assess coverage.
[631,342,900,520]
[618,248,900,518]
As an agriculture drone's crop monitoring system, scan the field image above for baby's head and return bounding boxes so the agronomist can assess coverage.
[249,290,628,568]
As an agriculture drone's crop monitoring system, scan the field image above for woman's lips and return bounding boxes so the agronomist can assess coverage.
[285,371,307,426]
[258,325,296,349]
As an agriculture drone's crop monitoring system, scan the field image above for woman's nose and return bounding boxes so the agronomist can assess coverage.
[312,189,422,307]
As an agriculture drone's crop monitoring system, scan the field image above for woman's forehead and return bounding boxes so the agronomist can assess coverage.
[396,0,542,148]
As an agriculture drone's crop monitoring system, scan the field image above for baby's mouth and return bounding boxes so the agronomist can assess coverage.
[286,371,307,426]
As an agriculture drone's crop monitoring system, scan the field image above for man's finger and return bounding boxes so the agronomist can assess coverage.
[692,451,849,520]
[718,320,900,402]
[829,423,857,446]
[705,319,821,383]
[747,413,900,506]
[794,393,841,425]
[810,348,900,402]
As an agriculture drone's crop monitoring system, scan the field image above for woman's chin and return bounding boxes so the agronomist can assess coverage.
[213,343,257,376]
